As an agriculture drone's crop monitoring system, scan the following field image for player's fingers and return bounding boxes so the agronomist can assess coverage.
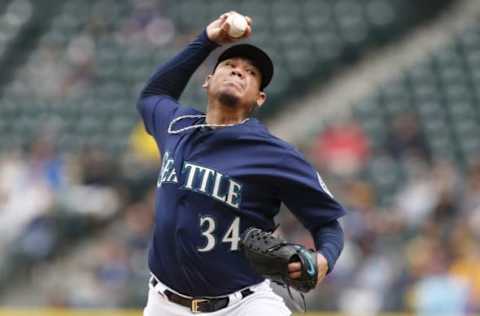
[245,16,252,26]
[289,271,302,279]
[217,13,229,29]
[218,14,229,28]
[220,19,230,36]
[288,262,302,272]
[221,11,235,20]
[220,17,230,30]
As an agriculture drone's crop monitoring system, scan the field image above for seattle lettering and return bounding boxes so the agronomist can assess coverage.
[157,152,242,209]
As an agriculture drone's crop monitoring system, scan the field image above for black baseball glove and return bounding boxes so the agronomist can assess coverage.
[239,227,318,293]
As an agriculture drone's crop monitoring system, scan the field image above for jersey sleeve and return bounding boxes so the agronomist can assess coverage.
[136,30,219,152]
[273,148,346,272]
[136,95,180,152]
[274,149,346,227]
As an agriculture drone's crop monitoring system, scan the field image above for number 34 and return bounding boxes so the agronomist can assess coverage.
[197,216,240,252]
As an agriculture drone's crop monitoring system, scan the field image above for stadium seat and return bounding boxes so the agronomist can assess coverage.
[0,0,457,154]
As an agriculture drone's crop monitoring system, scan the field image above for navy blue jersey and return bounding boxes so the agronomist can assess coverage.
[138,31,346,297]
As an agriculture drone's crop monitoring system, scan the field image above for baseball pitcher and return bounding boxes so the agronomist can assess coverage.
[138,12,346,315]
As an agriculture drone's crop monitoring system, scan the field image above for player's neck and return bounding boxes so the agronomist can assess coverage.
[206,100,249,126]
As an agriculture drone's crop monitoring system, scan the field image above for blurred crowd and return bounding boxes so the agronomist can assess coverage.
[9,0,177,101]
[299,114,480,315]
[0,130,157,306]
[1,112,479,316]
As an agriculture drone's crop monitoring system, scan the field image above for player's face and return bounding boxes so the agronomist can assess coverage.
[204,57,266,111]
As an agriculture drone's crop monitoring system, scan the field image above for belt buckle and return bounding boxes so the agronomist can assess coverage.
[191,298,207,313]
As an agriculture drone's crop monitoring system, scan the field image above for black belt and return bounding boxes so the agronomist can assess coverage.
[150,277,254,313]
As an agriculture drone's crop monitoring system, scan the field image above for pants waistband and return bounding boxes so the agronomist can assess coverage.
[149,276,254,314]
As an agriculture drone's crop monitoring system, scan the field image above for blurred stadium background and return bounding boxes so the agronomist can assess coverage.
[0,0,479,315]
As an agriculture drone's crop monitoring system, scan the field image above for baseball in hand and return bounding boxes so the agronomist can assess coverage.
[226,13,248,38]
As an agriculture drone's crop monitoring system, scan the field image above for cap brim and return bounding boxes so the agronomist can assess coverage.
[215,44,273,90]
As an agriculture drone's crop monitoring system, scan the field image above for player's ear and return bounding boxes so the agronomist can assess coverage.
[256,91,266,108]
[203,74,213,89]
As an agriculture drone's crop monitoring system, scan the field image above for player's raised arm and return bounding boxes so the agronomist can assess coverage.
[137,12,252,145]
[138,31,217,100]
[139,12,252,100]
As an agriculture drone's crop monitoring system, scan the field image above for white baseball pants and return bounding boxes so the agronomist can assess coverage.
[143,276,291,316]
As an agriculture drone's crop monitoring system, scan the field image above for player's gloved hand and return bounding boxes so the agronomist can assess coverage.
[288,252,328,286]
[239,227,320,293]
[206,11,252,45]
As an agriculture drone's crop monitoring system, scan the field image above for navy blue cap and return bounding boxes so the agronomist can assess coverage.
[215,44,274,90]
